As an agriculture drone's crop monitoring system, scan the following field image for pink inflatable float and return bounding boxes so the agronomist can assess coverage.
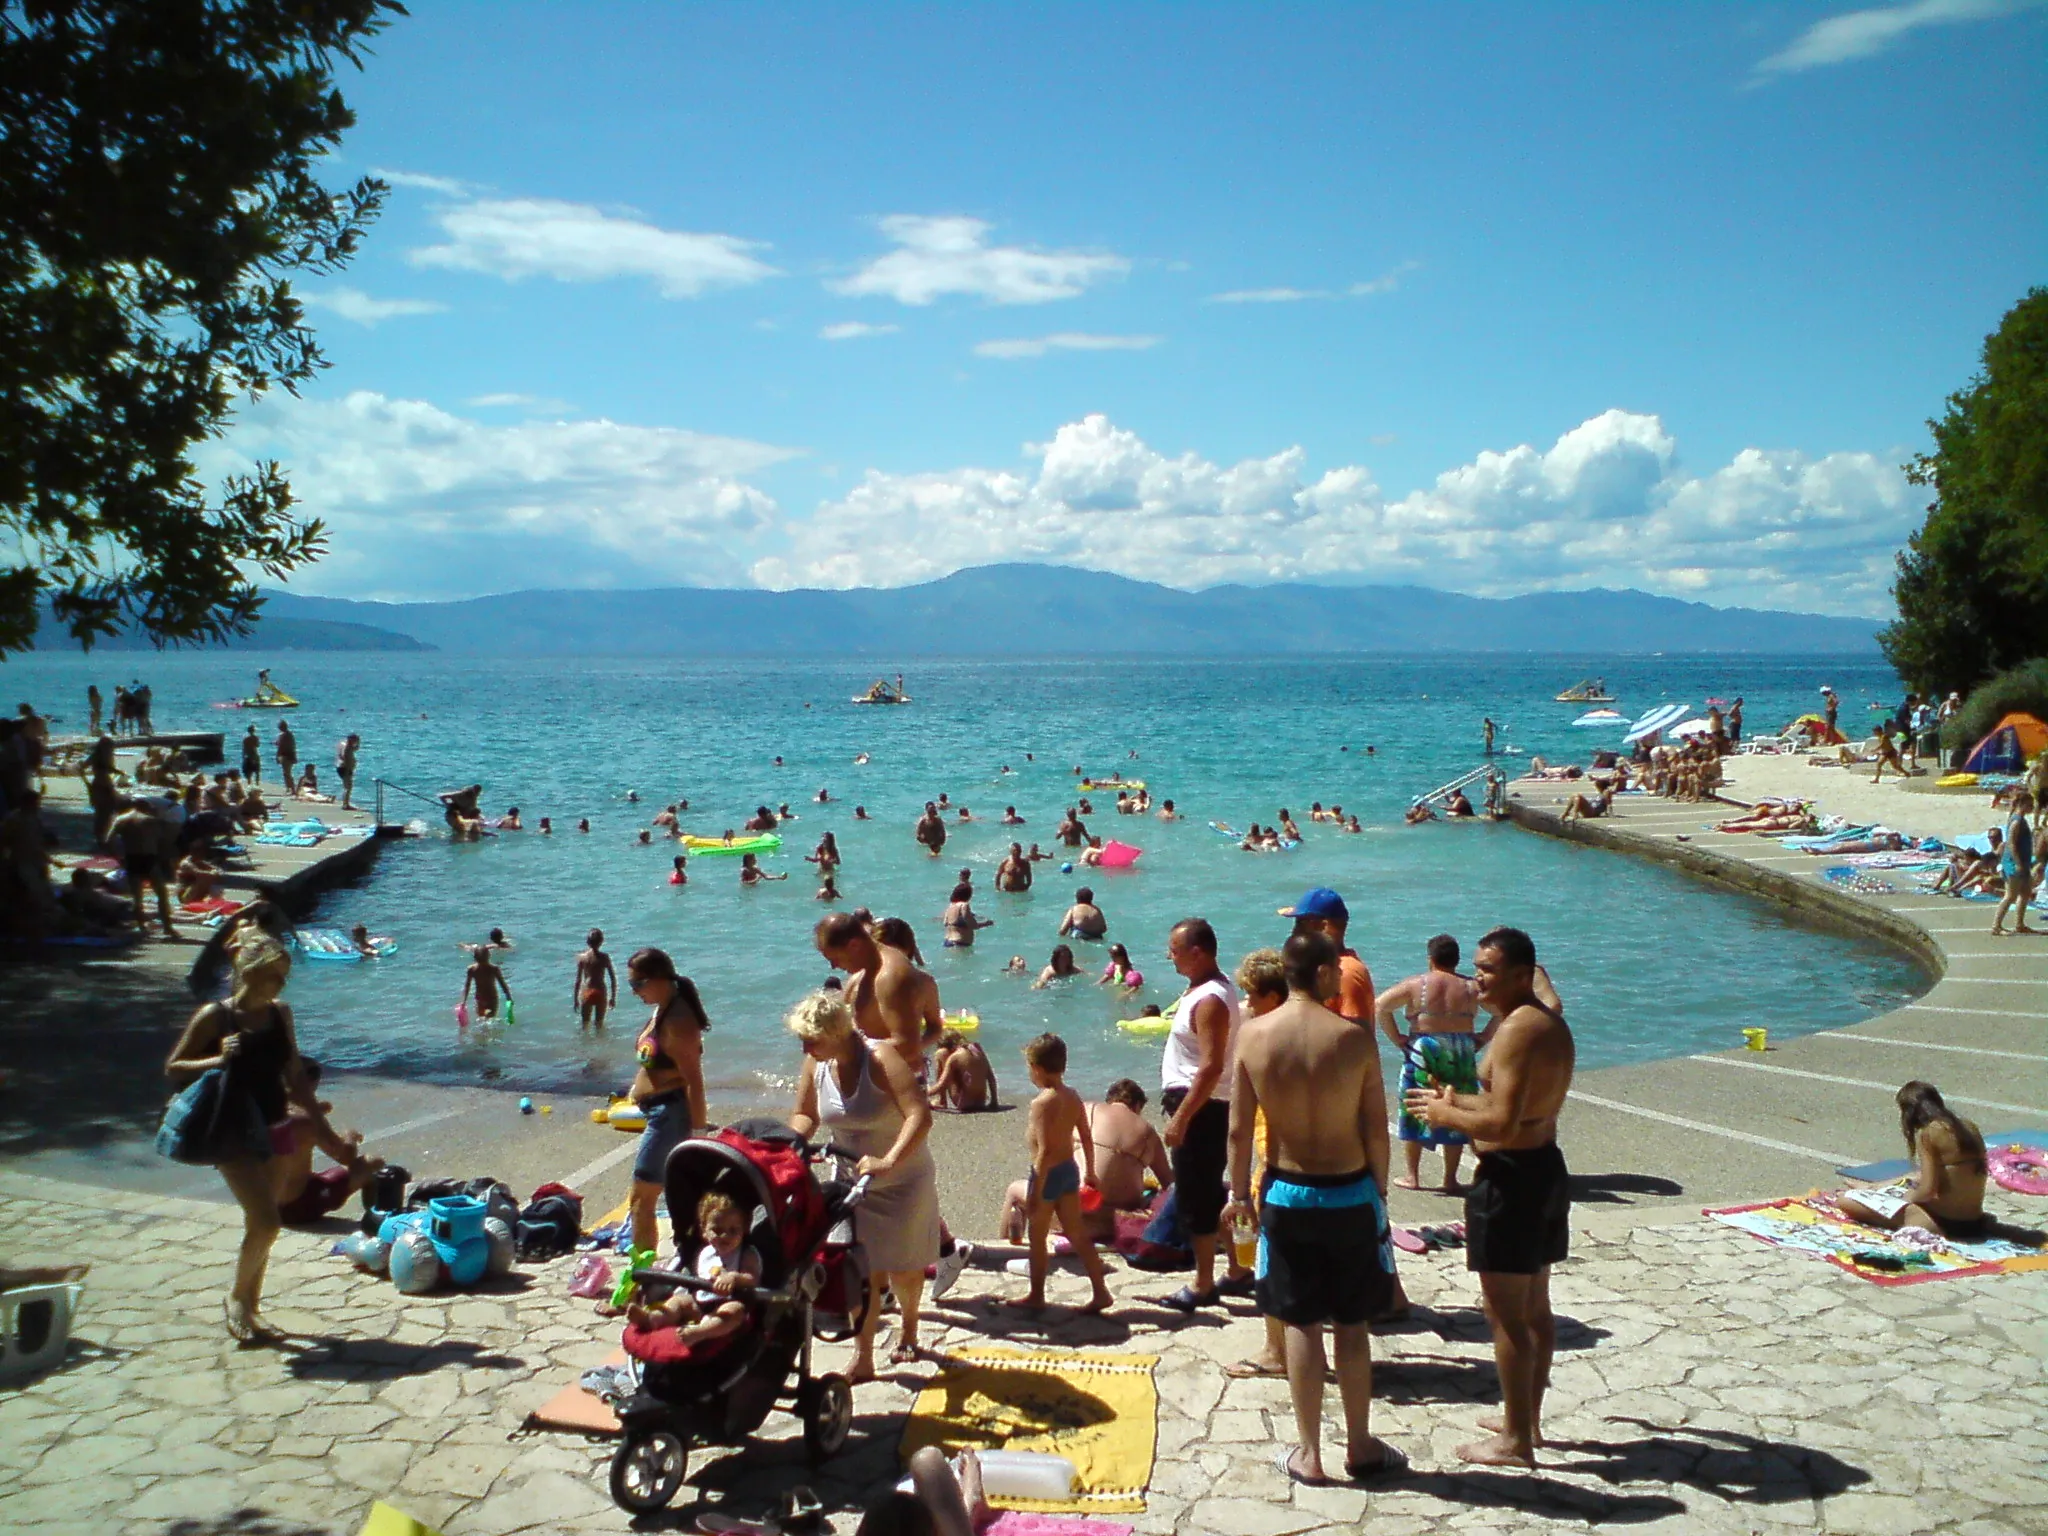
[1098,840,1142,869]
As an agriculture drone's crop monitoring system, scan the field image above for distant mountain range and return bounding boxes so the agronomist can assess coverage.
[256,565,1880,656]
[41,614,434,653]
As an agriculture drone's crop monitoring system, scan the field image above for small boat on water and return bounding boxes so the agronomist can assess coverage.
[1571,709,1626,728]
[213,669,299,709]
[1555,678,1616,704]
[853,675,912,705]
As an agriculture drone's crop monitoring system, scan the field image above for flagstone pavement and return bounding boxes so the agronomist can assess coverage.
[3,1171,2045,1536]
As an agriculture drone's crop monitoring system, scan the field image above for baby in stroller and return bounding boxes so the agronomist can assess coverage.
[625,1190,760,1346]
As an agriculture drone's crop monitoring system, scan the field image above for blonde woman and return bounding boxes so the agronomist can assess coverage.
[786,989,939,1380]
[165,933,318,1340]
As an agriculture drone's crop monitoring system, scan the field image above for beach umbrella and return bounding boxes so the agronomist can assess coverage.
[1668,717,1714,738]
[1572,709,1625,728]
[1624,702,1688,743]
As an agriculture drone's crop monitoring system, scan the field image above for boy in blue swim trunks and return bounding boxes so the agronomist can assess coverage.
[1017,1033,1113,1313]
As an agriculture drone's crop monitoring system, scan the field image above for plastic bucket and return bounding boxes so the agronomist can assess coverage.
[428,1194,488,1247]
[0,1282,82,1383]
[1742,1028,1768,1052]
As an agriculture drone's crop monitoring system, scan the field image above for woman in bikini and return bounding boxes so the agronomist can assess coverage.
[1377,935,1483,1192]
[625,948,711,1257]
[164,934,319,1340]
[1838,1081,1988,1239]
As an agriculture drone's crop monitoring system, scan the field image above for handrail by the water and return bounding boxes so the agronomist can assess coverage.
[1411,763,1507,808]
[373,776,443,807]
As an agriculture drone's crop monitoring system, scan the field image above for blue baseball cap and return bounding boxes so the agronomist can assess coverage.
[1280,887,1348,922]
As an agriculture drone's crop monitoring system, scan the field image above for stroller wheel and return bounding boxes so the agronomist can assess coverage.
[610,1428,689,1512]
[800,1372,854,1460]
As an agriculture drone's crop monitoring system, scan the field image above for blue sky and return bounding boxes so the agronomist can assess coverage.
[222,1,2046,614]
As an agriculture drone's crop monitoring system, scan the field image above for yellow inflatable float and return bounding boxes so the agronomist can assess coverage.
[590,1097,647,1133]
[941,1010,980,1033]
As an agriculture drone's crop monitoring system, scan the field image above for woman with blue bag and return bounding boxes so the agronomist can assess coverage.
[161,933,317,1341]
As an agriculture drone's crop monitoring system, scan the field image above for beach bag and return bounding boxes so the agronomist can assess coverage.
[154,1068,267,1166]
[516,1194,584,1261]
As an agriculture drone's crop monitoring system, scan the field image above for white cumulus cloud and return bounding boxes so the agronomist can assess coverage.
[831,215,1128,306]
[410,197,776,298]
[298,286,447,325]
[1208,263,1420,304]
[819,321,900,341]
[210,392,801,598]
[752,410,1915,616]
[1753,0,2036,76]
[973,334,1162,361]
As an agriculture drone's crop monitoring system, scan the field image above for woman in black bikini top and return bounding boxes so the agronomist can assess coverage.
[165,932,316,1342]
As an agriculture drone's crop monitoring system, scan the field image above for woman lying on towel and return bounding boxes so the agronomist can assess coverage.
[1522,758,1585,781]
[1560,787,1614,821]
[1714,800,1815,834]
[1807,830,1907,856]
[1837,1081,1988,1241]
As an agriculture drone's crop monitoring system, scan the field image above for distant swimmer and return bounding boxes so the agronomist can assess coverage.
[816,787,831,803]
[1483,718,1497,755]
[778,803,798,821]
[854,753,871,765]
[462,946,512,1023]
[499,806,522,830]
[574,929,618,1030]
[637,829,652,845]
[1026,842,1052,861]
[1405,803,1436,826]
[652,805,679,831]
[996,843,1032,892]
[941,884,993,948]
[745,805,778,832]
[808,833,840,878]
[538,817,553,834]
[669,855,688,885]
[1034,944,1081,987]
[817,874,840,901]
[739,853,787,885]
[1058,886,1107,941]
[488,928,512,950]
[577,818,591,833]
[1001,806,1025,825]
[626,791,640,803]
[773,755,784,767]
[1446,789,1476,818]
[1157,798,1178,820]
[1345,815,1363,832]
[1278,808,1302,841]
[915,802,947,857]
[854,805,870,820]
[1056,808,1088,848]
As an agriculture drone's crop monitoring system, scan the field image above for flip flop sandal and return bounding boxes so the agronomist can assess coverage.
[777,1487,825,1530]
[1159,1284,1221,1312]
[1274,1446,1333,1487]
[1345,1445,1409,1482]
[1436,1222,1466,1247]
[1223,1359,1286,1379]
[1391,1227,1428,1254]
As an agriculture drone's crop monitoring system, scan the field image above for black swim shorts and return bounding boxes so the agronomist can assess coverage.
[1256,1168,1394,1327]
[1169,1097,1231,1237]
[1466,1142,1570,1275]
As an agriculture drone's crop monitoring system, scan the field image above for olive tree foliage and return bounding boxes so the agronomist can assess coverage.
[1881,287,2048,696]
[0,0,405,657]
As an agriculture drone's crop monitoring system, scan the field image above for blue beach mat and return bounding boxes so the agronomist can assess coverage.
[1838,1130,2048,1182]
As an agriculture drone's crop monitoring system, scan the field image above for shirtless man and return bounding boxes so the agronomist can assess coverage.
[1001,806,1025,825]
[275,720,297,796]
[108,800,177,938]
[1377,935,1483,1191]
[1058,886,1106,941]
[996,843,1033,892]
[915,802,948,858]
[816,911,943,1065]
[462,945,513,1022]
[1056,808,1088,848]
[1224,931,1402,1486]
[573,928,617,1029]
[1405,926,1575,1468]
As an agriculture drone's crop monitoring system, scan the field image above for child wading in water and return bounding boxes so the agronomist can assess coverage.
[461,945,512,1022]
[626,1190,760,1347]
[1016,1033,1113,1313]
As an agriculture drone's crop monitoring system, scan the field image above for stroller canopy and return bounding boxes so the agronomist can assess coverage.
[1959,712,2048,776]
[661,1130,825,1288]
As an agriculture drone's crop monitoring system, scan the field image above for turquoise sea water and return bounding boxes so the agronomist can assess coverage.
[11,649,1925,1102]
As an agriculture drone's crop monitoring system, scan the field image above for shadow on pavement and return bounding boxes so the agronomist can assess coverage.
[1551,1414,1872,1501]
[1569,1172,1684,1203]
[279,1332,525,1382]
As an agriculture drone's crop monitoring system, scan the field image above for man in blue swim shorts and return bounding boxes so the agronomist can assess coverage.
[1406,926,1576,1471]
[1225,931,1403,1489]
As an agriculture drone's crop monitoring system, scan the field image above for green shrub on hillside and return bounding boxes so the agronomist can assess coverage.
[1944,658,2048,752]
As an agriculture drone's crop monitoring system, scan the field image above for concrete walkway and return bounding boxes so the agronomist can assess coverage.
[3,1165,2044,1536]
[1509,781,2048,1211]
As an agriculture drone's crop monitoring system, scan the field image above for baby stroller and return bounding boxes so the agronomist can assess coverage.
[607,1127,870,1513]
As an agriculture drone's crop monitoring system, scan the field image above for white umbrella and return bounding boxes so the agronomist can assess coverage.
[1572,710,1625,727]
[1668,717,1714,738]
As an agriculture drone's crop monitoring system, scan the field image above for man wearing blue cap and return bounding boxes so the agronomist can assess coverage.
[1279,888,1375,1028]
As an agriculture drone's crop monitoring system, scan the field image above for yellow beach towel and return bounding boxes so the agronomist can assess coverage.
[358,1502,445,1536]
[901,1346,1159,1514]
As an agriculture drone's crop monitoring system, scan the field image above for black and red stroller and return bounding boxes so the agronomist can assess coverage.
[606,1126,870,1513]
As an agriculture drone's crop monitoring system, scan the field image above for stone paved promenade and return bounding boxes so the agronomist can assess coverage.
[5,1169,2045,1536]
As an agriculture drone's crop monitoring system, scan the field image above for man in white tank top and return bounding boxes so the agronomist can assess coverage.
[1158,917,1250,1310]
